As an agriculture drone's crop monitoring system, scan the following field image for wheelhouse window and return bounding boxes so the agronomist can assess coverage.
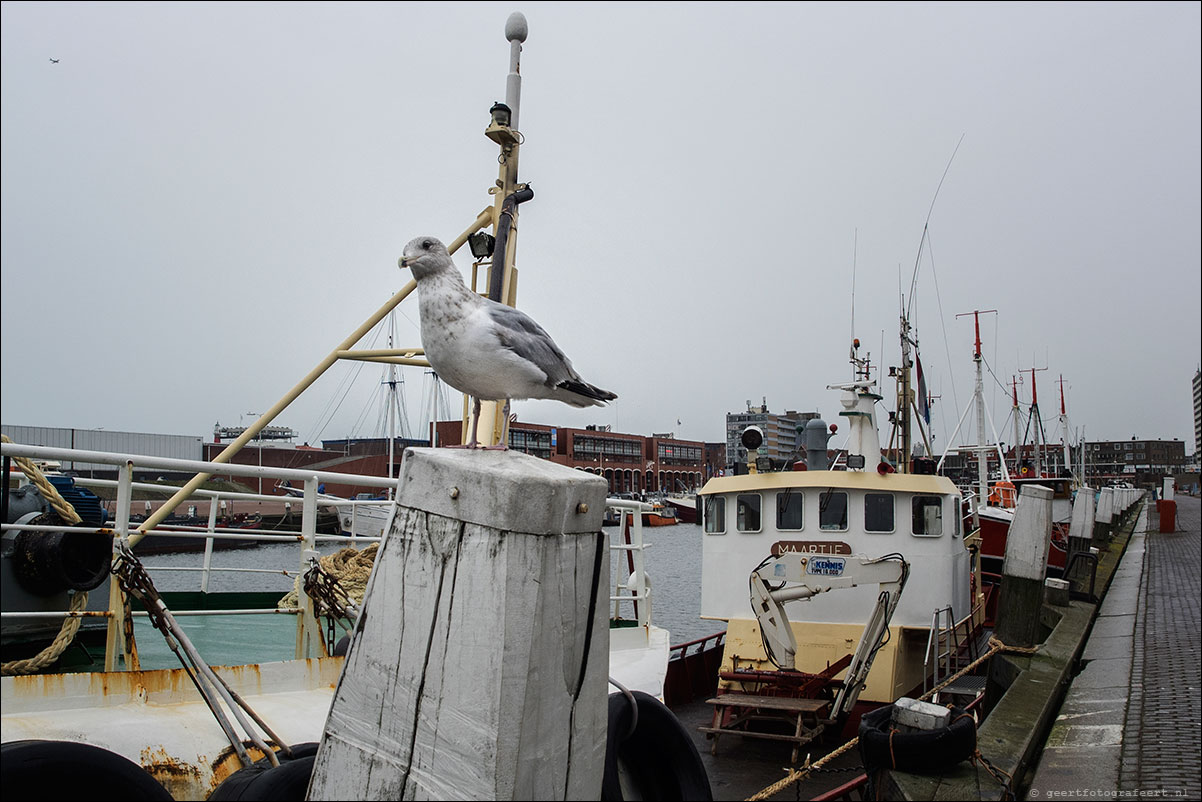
[865,493,894,533]
[737,493,762,533]
[912,495,943,537]
[818,491,848,531]
[777,491,803,530]
[704,496,726,534]
[952,497,962,537]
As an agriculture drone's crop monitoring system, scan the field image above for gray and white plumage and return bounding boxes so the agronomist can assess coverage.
[400,236,617,409]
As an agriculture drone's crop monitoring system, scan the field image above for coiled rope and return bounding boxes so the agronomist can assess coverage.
[1,433,90,676]
[277,543,378,611]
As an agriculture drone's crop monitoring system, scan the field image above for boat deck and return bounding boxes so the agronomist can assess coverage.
[672,697,865,800]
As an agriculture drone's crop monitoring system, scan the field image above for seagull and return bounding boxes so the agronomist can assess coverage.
[399,236,616,448]
[49,58,59,64]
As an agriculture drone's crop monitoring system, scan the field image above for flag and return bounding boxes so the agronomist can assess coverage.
[916,357,930,425]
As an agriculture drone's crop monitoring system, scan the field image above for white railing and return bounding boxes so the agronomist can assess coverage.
[605,497,655,630]
[2,441,395,668]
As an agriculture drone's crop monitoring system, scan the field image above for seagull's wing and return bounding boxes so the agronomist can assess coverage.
[485,301,616,404]
[485,302,575,387]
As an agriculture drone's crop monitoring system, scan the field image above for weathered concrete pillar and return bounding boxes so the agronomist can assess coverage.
[308,448,609,801]
[1093,487,1114,544]
[994,484,1053,649]
[1066,487,1095,565]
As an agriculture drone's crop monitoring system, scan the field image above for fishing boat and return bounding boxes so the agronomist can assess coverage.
[1,15,683,800]
[665,491,699,523]
[694,341,987,763]
[641,498,679,526]
[937,311,1074,577]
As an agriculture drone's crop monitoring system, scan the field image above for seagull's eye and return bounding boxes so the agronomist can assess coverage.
[422,239,433,250]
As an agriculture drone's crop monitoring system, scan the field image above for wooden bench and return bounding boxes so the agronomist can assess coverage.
[699,693,831,763]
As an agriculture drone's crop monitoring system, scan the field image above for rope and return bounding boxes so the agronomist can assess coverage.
[1,433,91,676]
[277,543,378,610]
[744,635,1040,800]
[2,435,82,525]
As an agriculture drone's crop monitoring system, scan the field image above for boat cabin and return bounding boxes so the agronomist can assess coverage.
[696,379,982,705]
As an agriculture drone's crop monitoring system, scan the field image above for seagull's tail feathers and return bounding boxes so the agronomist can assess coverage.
[555,379,618,408]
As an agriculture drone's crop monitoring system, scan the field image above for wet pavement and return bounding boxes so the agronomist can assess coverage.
[1026,494,1201,802]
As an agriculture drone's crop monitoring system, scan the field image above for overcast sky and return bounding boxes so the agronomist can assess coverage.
[3,2,1199,454]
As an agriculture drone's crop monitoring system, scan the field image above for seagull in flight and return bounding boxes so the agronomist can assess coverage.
[49,58,60,64]
[400,236,616,448]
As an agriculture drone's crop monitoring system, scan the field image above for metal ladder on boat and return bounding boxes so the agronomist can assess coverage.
[924,606,984,705]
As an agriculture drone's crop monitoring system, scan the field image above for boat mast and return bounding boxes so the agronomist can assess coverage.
[971,312,989,522]
[1025,366,1048,477]
[950,309,996,527]
[1009,375,1022,475]
[467,11,531,448]
[1057,374,1073,483]
[897,310,913,473]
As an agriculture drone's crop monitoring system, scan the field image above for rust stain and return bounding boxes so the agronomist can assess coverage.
[208,742,279,794]
[140,744,204,801]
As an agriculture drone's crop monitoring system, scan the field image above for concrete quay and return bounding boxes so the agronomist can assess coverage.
[1026,494,1201,801]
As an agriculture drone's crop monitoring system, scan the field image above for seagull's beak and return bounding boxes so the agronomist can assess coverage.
[398,255,412,270]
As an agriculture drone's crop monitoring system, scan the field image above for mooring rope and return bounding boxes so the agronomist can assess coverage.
[1,433,91,676]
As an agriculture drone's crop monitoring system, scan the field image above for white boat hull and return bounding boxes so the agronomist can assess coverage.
[1,658,342,800]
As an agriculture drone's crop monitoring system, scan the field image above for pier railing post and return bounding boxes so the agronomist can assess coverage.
[308,448,609,801]
[994,484,1053,650]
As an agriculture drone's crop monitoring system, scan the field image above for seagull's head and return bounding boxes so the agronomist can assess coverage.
[399,236,452,281]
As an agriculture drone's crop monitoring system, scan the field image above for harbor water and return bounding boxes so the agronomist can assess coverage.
[134,522,720,667]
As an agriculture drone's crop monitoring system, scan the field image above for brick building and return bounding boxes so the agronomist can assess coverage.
[434,420,708,494]
[1082,437,1187,485]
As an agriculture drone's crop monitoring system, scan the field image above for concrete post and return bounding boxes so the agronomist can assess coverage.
[1162,477,1174,501]
[994,484,1053,649]
[308,448,609,801]
[1094,487,1114,544]
[1066,487,1095,565]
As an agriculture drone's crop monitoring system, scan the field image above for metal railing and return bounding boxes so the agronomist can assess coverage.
[605,497,655,630]
[2,441,396,669]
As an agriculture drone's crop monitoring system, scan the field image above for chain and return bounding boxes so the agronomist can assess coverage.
[112,545,172,638]
[972,748,1016,800]
[301,558,357,649]
[111,543,289,768]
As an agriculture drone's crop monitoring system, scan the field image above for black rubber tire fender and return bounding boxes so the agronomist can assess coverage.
[0,739,173,801]
[857,704,977,774]
[602,690,713,801]
[207,743,319,801]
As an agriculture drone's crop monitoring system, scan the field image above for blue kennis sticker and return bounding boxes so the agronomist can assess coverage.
[807,557,846,576]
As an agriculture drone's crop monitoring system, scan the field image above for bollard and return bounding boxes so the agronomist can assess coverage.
[308,448,609,801]
[994,485,1054,649]
[1044,577,1071,607]
[1066,487,1095,564]
[1093,487,1115,545]
[1158,499,1177,533]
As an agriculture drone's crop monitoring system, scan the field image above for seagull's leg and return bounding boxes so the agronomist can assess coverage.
[483,399,511,451]
[468,397,482,448]
[447,397,485,449]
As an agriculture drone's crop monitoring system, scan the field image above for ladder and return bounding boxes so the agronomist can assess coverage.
[924,605,984,705]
